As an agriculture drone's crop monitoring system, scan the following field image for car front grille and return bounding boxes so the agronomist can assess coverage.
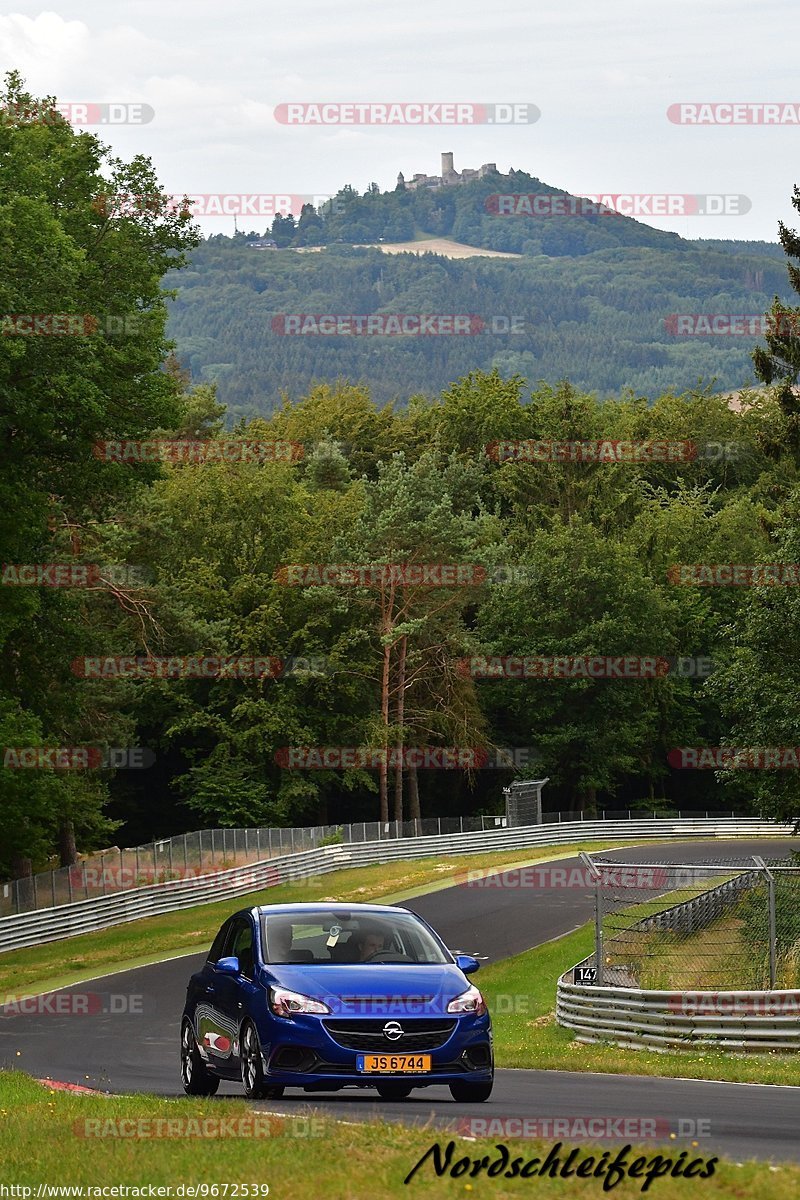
[322,1018,458,1051]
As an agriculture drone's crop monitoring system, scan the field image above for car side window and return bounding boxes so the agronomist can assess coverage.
[228,918,255,978]
[207,920,231,964]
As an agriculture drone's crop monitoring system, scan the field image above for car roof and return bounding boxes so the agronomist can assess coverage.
[251,901,410,916]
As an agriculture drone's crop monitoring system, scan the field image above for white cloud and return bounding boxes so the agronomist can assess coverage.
[0,2,794,238]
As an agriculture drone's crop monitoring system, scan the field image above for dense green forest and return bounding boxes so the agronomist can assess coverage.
[166,187,792,415]
[4,72,800,877]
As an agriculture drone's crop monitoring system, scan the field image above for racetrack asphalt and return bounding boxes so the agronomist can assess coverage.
[1,838,798,1164]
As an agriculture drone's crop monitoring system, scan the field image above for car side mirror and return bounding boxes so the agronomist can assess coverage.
[216,956,240,974]
[455,954,480,975]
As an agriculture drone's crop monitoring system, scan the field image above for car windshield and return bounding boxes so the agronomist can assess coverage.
[261,909,450,965]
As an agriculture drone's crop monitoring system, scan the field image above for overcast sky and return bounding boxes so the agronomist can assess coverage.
[2,2,798,241]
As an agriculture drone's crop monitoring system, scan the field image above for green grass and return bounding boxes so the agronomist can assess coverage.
[0,841,625,1000]
[602,875,748,989]
[1,1071,797,1197]
[631,914,760,991]
[480,925,800,1086]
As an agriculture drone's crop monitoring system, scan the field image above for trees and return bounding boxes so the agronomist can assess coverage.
[474,520,675,815]
[0,71,198,871]
[329,451,492,821]
[165,234,790,416]
[752,185,800,453]
[5,67,799,865]
[707,496,800,821]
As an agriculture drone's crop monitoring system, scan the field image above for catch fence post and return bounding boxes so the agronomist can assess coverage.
[580,852,603,986]
[754,856,777,988]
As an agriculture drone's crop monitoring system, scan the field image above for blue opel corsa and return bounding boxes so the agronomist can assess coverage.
[181,902,493,1102]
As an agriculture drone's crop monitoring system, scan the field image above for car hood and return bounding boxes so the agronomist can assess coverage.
[262,963,474,1017]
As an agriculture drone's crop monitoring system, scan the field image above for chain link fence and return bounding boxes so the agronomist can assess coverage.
[1,807,739,918]
[580,852,800,990]
[2,815,503,916]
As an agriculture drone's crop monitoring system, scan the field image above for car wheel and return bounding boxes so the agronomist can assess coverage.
[375,1083,414,1100]
[449,1078,494,1103]
[181,1019,220,1096]
[240,1020,285,1100]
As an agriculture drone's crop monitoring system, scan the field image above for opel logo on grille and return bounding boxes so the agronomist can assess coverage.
[383,1020,404,1041]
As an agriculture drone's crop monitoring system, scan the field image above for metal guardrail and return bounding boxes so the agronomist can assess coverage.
[0,817,791,955]
[3,808,743,917]
[632,870,761,938]
[557,970,800,1051]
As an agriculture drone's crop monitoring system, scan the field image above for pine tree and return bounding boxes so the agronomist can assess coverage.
[752,184,800,452]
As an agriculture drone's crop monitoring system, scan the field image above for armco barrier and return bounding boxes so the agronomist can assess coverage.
[0,818,793,954]
[557,964,800,1051]
[632,869,761,938]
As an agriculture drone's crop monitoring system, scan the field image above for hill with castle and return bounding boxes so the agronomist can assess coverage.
[255,157,688,256]
[165,158,790,420]
[398,151,499,191]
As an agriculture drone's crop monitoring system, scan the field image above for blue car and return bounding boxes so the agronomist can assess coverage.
[181,902,493,1102]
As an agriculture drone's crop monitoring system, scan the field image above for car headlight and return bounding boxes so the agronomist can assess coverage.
[269,986,331,1018]
[447,985,487,1015]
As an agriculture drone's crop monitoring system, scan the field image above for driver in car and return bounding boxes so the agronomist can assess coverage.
[351,927,387,961]
[267,921,294,961]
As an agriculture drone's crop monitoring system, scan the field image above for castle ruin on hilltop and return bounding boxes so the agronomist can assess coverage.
[397,152,498,192]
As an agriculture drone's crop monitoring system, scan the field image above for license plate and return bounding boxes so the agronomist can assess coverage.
[356,1053,431,1073]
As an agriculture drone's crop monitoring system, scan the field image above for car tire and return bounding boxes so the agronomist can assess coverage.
[375,1083,414,1100]
[240,1020,285,1100]
[181,1019,220,1096]
[449,1078,494,1103]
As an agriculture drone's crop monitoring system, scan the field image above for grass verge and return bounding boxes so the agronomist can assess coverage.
[0,1071,796,1197]
[480,925,800,1086]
